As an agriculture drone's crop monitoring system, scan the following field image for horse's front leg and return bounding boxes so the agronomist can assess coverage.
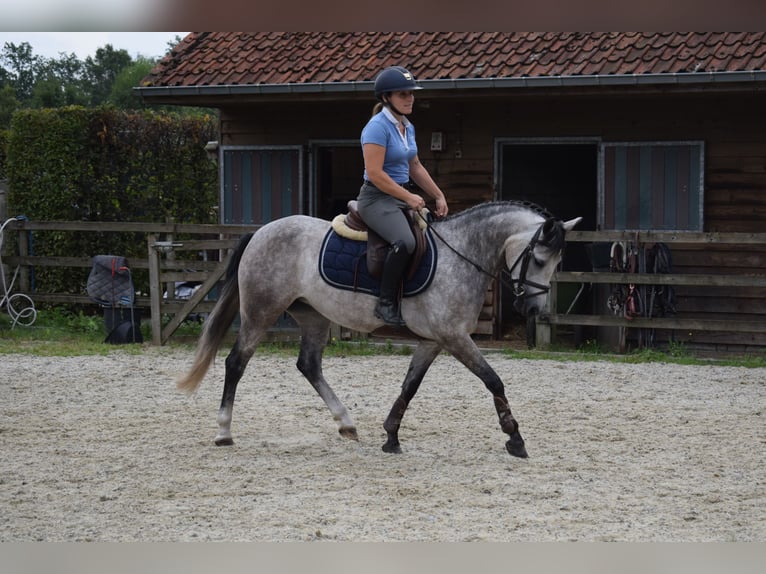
[382,340,442,453]
[443,335,528,458]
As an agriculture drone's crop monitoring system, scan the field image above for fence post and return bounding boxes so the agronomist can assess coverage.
[164,217,176,305]
[147,233,162,345]
[16,227,29,294]
[535,279,555,348]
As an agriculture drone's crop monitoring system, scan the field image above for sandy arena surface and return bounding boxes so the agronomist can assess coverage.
[0,346,764,541]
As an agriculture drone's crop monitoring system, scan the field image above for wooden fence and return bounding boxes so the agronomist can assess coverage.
[536,229,766,353]
[3,220,766,351]
[2,220,256,345]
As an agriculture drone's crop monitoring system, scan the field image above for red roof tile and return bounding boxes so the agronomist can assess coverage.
[143,32,766,88]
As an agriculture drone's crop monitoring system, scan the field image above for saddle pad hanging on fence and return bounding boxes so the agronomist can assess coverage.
[86,255,135,307]
[318,229,438,297]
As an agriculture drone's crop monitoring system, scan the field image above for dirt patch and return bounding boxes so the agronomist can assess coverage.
[1,347,763,541]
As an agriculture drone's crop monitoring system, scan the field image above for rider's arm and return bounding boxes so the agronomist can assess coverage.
[409,156,449,218]
[363,143,425,211]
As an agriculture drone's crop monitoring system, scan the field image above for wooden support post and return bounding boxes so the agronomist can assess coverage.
[164,220,176,304]
[535,280,555,348]
[16,228,29,293]
[147,233,162,346]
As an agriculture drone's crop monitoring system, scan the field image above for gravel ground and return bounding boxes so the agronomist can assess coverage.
[1,347,764,541]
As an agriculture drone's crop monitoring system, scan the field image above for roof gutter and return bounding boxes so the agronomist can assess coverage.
[135,70,766,99]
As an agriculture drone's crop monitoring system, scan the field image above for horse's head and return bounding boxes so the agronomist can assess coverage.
[505,216,582,317]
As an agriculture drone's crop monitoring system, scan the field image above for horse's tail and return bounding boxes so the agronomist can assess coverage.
[176,232,253,394]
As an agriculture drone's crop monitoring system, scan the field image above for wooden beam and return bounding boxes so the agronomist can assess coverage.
[554,271,766,288]
[6,219,258,235]
[540,313,766,333]
[566,230,766,244]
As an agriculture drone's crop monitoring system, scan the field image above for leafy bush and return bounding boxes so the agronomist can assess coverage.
[0,128,7,180]
[5,106,218,294]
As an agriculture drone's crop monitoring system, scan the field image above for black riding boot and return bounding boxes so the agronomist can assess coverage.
[375,241,409,327]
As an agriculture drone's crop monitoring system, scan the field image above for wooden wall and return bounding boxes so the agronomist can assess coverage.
[217,87,766,351]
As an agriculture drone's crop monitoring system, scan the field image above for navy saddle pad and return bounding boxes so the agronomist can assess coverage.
[86,255,135,306]
[318,229,437,297]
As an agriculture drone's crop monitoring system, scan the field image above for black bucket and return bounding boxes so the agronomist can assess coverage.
[103,307,143,344]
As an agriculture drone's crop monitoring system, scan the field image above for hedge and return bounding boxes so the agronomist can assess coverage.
[5,106,219,297]
[0,128,7,180]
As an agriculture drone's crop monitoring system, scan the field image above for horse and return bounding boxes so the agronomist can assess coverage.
[177,201,581,458]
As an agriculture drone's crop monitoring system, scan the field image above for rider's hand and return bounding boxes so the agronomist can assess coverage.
[407,192,426,212]
[434,197,449,219]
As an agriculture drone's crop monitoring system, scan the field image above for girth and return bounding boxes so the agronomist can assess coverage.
[344,200,427,280]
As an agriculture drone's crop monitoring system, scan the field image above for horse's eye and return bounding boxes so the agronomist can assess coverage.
[533,256,545,267]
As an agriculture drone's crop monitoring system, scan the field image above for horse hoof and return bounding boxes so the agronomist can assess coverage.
[339,426,359,441]
[505,432,528,458]
[382,441,402,454]
[215,436,234,446]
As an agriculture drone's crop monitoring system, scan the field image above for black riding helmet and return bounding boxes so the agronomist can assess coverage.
[374,66,422,113]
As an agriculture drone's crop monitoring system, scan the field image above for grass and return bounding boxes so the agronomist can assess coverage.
[0,307,146,356]
[499,341,766,368]
[1,308,765,368]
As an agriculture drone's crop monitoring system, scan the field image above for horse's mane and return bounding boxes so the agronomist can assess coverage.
[441,200,557,223]
[439,200,566,251]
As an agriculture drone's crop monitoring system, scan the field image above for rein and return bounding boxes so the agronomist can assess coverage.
[417,211,552,301]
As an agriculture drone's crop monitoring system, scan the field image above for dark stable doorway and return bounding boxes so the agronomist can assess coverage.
[498,142,598,339]
[315,145,363,220]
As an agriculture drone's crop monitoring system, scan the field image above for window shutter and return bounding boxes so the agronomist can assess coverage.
[601,142,703,231]
[222,148,301,224]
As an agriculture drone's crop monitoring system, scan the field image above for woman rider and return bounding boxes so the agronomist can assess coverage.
[356,65,449,327]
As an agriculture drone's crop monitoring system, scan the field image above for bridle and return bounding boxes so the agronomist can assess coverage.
[419,212,556,301]
[503,221,555,301]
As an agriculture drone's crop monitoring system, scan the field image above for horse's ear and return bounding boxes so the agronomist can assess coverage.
[562,217,583,231]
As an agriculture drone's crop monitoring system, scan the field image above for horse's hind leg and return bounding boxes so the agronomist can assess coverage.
[442,335,528,458]
[290,303,357,440]
[382,340,442,453]
[215,337,253,445]
[215,317,266,445]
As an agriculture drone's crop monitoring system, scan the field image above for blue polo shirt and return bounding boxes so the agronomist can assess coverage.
[361,108,418,184]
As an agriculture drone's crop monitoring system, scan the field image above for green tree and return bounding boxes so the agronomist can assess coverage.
[0,39,198,126]
[0,84,20,127]
[108,57,155,110]
[48,53,89,106]
[30,75,66,108]
[30,56,89,108]
[83,45,132,106]
[1,42,40,103]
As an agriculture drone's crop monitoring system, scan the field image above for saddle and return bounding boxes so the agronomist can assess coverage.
[337,200,428,280]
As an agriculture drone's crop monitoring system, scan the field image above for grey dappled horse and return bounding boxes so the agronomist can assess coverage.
[177,201,581,457]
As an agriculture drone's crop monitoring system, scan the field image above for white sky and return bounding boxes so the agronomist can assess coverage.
[0,32,187,61]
